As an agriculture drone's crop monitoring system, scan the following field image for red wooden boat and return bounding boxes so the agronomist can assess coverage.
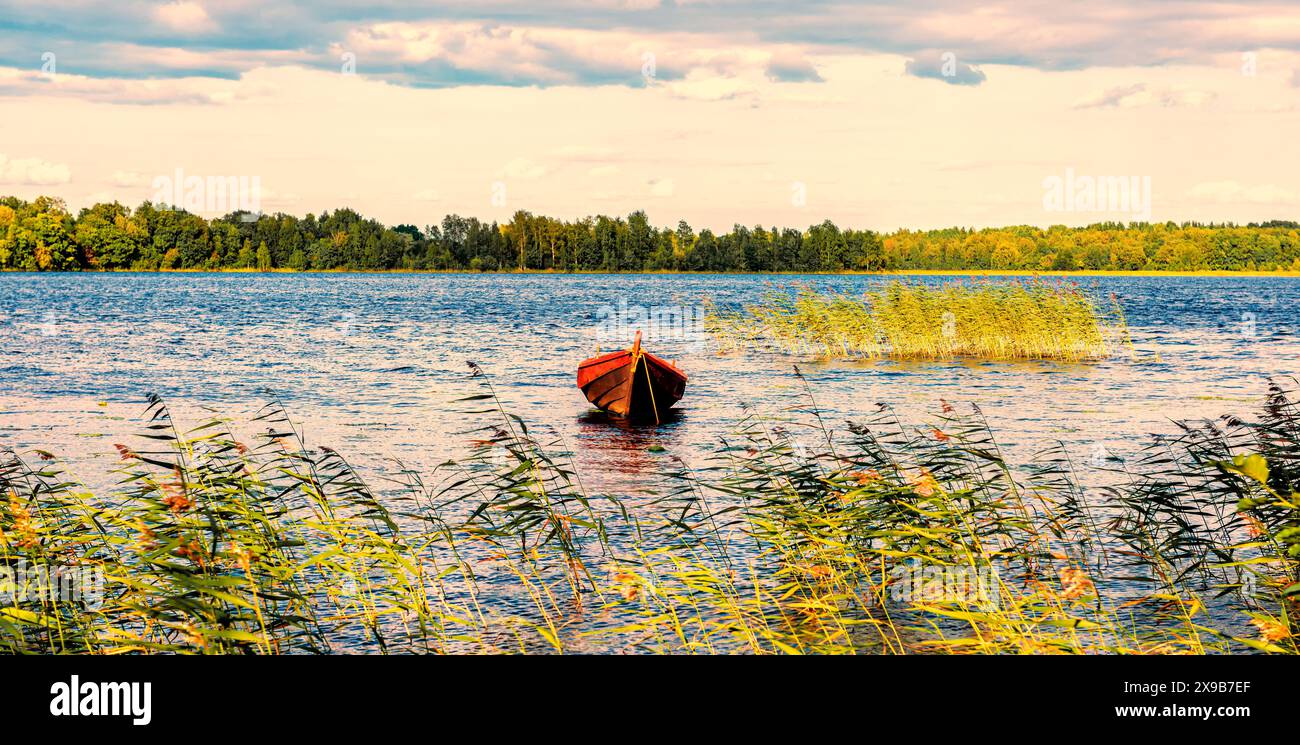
[577,331,687,423]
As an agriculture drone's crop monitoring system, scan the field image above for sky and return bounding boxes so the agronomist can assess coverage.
[0,1,1298,232]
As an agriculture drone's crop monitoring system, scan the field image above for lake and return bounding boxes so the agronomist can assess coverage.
[3,273,1297,496]
[3,272,1299,650]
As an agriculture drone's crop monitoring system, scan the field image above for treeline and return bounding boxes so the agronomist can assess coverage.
[4,195,1300,273]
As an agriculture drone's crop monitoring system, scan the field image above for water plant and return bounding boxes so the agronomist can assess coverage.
[1,372,1296,654]
[706,280,1131,361]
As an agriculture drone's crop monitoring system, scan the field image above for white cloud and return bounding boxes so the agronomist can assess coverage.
[588,165,619,177]
[1074,83,1215,109]
[411,188,440,201]
[111,170,147,187]
[1146,86,1216,107]
[0,65,231,105]
[500,157,548,180]
[153,2,217,34]
[598,0,660,8]
[662,70,759,101]
[0,154,72,185]
[9,2,1300,92]
[1073,83,1146,109]
[336,21,788,88]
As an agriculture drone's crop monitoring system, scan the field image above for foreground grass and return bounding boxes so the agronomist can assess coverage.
[707,280,1132,361]
[1,370,1297,654]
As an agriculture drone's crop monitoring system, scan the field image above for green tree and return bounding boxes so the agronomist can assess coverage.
[75,202,143,269]
[236,239,254,269]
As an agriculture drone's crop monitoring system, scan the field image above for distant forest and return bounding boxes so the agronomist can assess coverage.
[4,195,1300,273]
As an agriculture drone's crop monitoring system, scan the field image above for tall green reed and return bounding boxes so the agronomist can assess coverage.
[2,372,1296,654]
[706,280,1131,361]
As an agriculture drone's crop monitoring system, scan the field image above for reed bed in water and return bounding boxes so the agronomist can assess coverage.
[706,280,1131,361]
[2,370,1297,654]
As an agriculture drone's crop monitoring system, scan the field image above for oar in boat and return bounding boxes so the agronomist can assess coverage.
[576,330,687,423]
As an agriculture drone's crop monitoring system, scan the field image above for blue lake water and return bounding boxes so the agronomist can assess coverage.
[2,272,1298,501]
[4,272,1299,650]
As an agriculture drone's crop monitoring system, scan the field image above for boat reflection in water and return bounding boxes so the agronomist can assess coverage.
[574,407,687,478]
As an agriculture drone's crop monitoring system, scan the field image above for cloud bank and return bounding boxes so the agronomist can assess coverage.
[2,1,1299,91]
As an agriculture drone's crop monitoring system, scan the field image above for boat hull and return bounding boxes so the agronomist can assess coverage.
[577,342,687,422]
